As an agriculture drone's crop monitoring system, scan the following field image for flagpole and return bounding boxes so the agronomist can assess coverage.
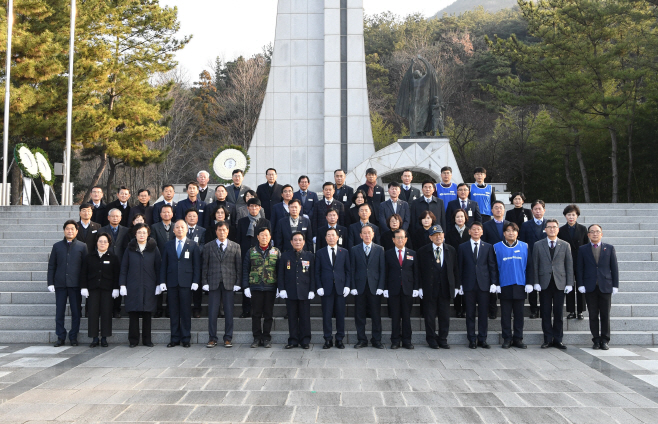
[63,0,75,205]
[2,0,13,206]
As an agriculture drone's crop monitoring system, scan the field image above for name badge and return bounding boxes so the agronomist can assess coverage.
[524,215,528,222]
[302,228,307,231]
[406,256,413,261]
[343,195,347,202]
[103,261,110,264]
[199,209,204,213]
[339,237,343,245]
[413,196,417,200]
[542,230,546,233]
[194,236,199,242]
[376,192,381,195]
[92,230,97,233]
[468,210,472,217]
[184,251,190,259]
[308,199,313,202]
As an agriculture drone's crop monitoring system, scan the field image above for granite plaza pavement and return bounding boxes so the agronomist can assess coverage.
[0,342,658,423]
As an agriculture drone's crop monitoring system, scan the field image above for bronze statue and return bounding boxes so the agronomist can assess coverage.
[395,56,444,137]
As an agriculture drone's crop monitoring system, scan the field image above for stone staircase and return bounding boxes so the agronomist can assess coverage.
[0,204,656,345]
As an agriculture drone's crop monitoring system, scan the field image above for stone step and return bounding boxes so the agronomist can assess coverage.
[602,237,656,245]
[1,271,47,281]
[613,292,658,304]
[0,254,49,263]
[618,261,658,271]
[617,252,653,261]
[619,271,657,281]
[621,281,658,292]
[0,239,57,247]
[0,246,54,253]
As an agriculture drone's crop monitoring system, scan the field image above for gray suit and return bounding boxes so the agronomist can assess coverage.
[202,239,242,342]
[225,184,251,207]
[533,238,574,344]
[350,243,386,345]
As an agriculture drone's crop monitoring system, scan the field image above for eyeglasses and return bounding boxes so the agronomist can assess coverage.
[588,230,602,234]
[546,226,559,230]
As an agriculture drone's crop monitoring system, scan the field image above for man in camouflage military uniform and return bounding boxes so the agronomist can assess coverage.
[242,226,281,348]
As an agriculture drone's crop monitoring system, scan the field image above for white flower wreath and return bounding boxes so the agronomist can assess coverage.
[16,145,39,178]
[213,149,248,180]
[35,151,53,185]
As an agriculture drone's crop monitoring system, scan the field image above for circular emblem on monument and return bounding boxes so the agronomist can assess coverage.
[210,145,250,183]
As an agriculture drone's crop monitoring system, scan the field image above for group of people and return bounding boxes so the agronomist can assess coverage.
[47,166,619,351]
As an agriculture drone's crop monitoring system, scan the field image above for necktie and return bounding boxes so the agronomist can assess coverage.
[593,244,598,249]
[426,198,430,204]
[365,245,370,256]
[473,242,478,261]
[331,247,336,268]
[550,241,555,249]
[219,243,225,258]
[398,249,403,266]
[302,192,307,203]
[189,228,193,236]
[435,247,442,266]
[177,240,182,258]
[462,201,466,210]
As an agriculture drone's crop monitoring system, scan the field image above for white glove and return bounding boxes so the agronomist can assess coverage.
[160,284,167,292]
[313,237,316,244]
[459,286,464,296]
[612,287,618,295]
[489,284,497,294]
[412,290,419,298]
[244,287,252,298]
[48,285,55,293]
[525,285,533,294]
[120,286,127,296]
[275,289,280,298]
[418,288,424,299]
[279,290,288,299]
[496,286,501,294]
[564,286,573,294]
[376,289,383,296]
[202,284,209,292]
[112,289,119,299]
[454,289,460,297]
[578,286,586,294]
[155,286,162,295]
[534,284,542,292]
[80,289,89,298]
[233,285,241,292]
[383,290,389,298]
[343,287,350,297]
[308,291,315,300]
[317,288,324,296]
[350,289,358,296]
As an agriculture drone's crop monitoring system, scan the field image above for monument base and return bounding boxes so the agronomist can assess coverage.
[344,138,463,188]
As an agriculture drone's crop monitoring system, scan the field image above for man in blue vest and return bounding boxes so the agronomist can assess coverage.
[435,166,458,211]
[469,167,496,223]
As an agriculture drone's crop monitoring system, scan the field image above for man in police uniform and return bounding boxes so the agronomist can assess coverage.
[278,232,315,349]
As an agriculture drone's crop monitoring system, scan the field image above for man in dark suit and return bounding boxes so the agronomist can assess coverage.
[184,209,206,318]
[127,188,153,226]
[384,229,418,349]
[274,199,312,252]
[533,219,574,350]
[378,182,410,233]
[270,184,294,233]
[106,186,131,227]
[204,185,237,227]
[417,225,460,349]
[310,182,346,240]
[347,203,381,249]
[400,169,421,203]
[576,224,619,350]
[256,168,283,220]
[334,169,354,211]
[236,198,271,318]
[315,209,347,250]
[350,224,386,349]
[88,186,109,226]
[446,183,482,228]
[152,204,175,318]
[519,199,547,319]
[152,184,177,224]
[201,221,242,348]
[102,208,129,261]
[293,175,319,217]
[357,168,385,226]
[48,220,88,347]
[160,220,201,348]
[175,181,207,224]
[315,228,351,349]
[278,232,315,349]
[225,169,251,207]
[196,170,212,203]
[76,204,101,253]
[558,204,589,320]
[409,180,446,234]
[482,200,508,320]
[458,221,497,349]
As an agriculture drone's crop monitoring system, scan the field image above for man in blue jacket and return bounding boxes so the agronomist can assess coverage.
[519,199,547,319]
[48,220,88,347]
[576,224,619,350]
[293,175,319,217]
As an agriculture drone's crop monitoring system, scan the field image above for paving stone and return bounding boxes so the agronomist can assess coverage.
[498,407,570,423]
[465,379,522,393]
[567,392,640,407]
[56,404,130,422]
[259,367,297,378]
[178,390,229,405]
[554,407,625,424]
[429,407,484,423]
[124,389,186,405]
[493,392,530,407]
[287,391,341,406]
[374,406,435,423]
[312,378,361,392]
[246,405,295,423]
[220,390,249,405]
[243,390,289,406]
[185,405,250,422]
[624,407,658,423]
[403,392,459,407]
[114,405,194,422]
[520,392,582,407]
[203,377,246,390]
[360,379,411,392]
[291,406,319,423]
[316,406,375,423]
[381,392,407,406]
[340,392,384,407]
[262,378,313,391]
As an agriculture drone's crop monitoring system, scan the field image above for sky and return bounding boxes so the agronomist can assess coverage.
[160,0,457,81]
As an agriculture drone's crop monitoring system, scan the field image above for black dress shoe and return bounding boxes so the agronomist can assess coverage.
[113,311,121,319]
[182,342,191,348]
[54,339,66,347]
[501,340,511,349]
[285,344,298,349]
[477,341,490,349]
[251,339,260,348]
[529,312,538,319]
[390,343,399,349]
[100,338,108,347]
[553,342,567,350]
[488,313,497,320]
[164,311,170,318]
[469,341,477,349]
[323,340,332,349]
[372,342,384,349]
[218,313,225,318]
[600,342,610,350]
[129,344,137,348]
[592,342,600,350]
[90,339,99,348]
[240,312,251,318]
[335,340,345,349]
[301,344,310,349]
[167,342,180,348]
[263,340,272,348]
[70,339,78,346]
[144,343,155,347]
[354,342,368,349]
[512,340,527,349]
[428,343,439,349]
[438,343,451,349]
[541,342,552,349]
[566,312,576,320]
[402,343,414,349]
[154,310,163,318]
[577,313,584,320]
[193,310,201,319]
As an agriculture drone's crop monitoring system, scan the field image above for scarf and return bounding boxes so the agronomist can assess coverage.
[365,180,376,197]
[247,214,259,237]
